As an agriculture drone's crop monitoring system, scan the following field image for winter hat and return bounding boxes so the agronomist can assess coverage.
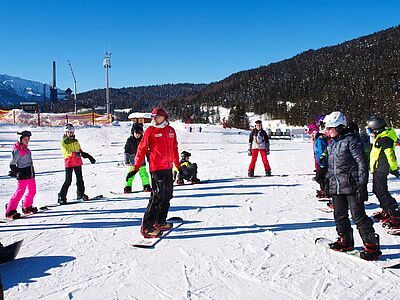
[151,107,168,119]
[255,120,262,125]
[181,151,191,158]
[64,123,75,133]
[324,112,347,128]
[131,122,144,134]
[306,123,319,134]
[17,130,32,141]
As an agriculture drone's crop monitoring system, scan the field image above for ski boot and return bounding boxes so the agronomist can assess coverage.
[143,184,151,192]
[381,215,400,230]
[141,226,163,238]
[372,210,390,222]
[329,231,354,252]
[77,194,89,202]
[248,170,254,177]
[124,186,132,194]
[22,206,38,215]
[360,234,382,261]
[5,210,21,220]
[154,222,173,231]
[58,194,67,205]
[176,179,184,185]
[265,171,272,177]
[326,200,334,210]
[191,177,201,184]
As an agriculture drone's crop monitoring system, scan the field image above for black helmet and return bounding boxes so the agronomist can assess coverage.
[131,123,144,134]
[367,116,386,132]
[17,130,32,139]
[181,151,191,159]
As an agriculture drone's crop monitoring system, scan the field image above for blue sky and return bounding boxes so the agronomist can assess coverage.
[1,0,400,92]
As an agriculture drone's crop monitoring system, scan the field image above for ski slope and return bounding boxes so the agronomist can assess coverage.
[0,123,399,300]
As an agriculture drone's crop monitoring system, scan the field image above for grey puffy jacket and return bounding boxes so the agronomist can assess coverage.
[326,130,368,195]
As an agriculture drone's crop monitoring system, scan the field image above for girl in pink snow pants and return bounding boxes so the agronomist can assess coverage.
[6,131,38,219]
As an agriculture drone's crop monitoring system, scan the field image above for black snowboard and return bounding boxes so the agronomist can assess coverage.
[41,195,104,209]
[0,240,23,265]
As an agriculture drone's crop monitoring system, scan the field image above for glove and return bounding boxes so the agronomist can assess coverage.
[9,165,17,177]
[357,183,369,202]
[319,154,326,165]
[126,166,138,181]
[81,152,96,164]
[247,149,252,156]
[390,169,400,178]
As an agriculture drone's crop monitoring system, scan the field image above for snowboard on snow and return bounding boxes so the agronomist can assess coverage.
[315,237,400,269]
[0,207,50,223]
[0,240,23,264]
[175,179,211,186]
[132,217,184,249]
[40,194,104,209]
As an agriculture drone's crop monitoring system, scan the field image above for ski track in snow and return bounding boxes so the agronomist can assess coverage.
[0,123,400,299]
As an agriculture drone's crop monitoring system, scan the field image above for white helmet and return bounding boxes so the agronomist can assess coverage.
[64,123,75,133]
[323,111,347,128]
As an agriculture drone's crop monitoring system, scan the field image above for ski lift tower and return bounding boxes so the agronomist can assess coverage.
[67,60,77,114]
[103,52,112,116]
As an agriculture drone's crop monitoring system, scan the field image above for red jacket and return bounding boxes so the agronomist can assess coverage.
[134,124,181,172]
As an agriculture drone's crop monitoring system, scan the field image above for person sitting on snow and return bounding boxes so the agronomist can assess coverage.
[175,151,200,185]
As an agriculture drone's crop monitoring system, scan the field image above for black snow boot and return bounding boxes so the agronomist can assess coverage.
[22,206,38,214]
[5,210,21,220]
[124,186,132,193]
[329,230,354,252]
[360,234,382,261]
[143,184,151,192]
[265,171,272,177]
[248,170,254,177]
[58,194,67,205]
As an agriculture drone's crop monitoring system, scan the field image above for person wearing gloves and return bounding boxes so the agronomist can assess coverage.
[58,124,96,205]
[6,131,38,219]
[124,122,151,193]
[126,108,181,238]
[175,151,200,185]
[367,116,400,230]
[248,120,271,177]
[324,111,381,261]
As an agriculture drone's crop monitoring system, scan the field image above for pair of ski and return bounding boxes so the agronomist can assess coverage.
[40,194,104,209]
[315,238,400,269]
[132,217,183,248]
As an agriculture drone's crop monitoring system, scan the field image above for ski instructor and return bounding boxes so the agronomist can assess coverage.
[126,107,181,238]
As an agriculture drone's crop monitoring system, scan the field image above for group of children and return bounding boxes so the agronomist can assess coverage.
[5,107,201,240]
[5,123,96,220]
[309,112,400,260]
[5,109,399,251]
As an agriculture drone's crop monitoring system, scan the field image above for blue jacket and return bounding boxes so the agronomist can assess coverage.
[314,134,328,168]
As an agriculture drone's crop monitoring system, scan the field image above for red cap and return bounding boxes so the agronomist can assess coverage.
[151,107,168,119]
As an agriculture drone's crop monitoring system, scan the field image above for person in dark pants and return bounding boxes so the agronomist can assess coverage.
[367,116,400,230]
[324,111,381,261]
[175,151,200,185]
[58,124,96,204]
[126,108,181,238]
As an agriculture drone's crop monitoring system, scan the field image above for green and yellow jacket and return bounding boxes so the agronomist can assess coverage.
[369,128,398,173]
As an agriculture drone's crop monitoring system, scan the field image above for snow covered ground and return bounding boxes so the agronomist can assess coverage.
[1,122,400,300]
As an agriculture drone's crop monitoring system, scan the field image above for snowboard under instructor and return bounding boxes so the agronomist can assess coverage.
[127,108,181,238]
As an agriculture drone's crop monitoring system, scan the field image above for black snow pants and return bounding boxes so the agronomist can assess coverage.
[332,194,377,244]
[142,169,174,230]
[178,163,198,181]
[59,166,85,200]
[373,171,400,216]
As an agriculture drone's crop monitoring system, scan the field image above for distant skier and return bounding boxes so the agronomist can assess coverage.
[126,108,181,238]
[123,123,151,193]
[324,111,381,260]
[58,124,96,205]
[367,116,400,230]
[6,131,38,219]
[175,151,200,185]
[248,120,271,177]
